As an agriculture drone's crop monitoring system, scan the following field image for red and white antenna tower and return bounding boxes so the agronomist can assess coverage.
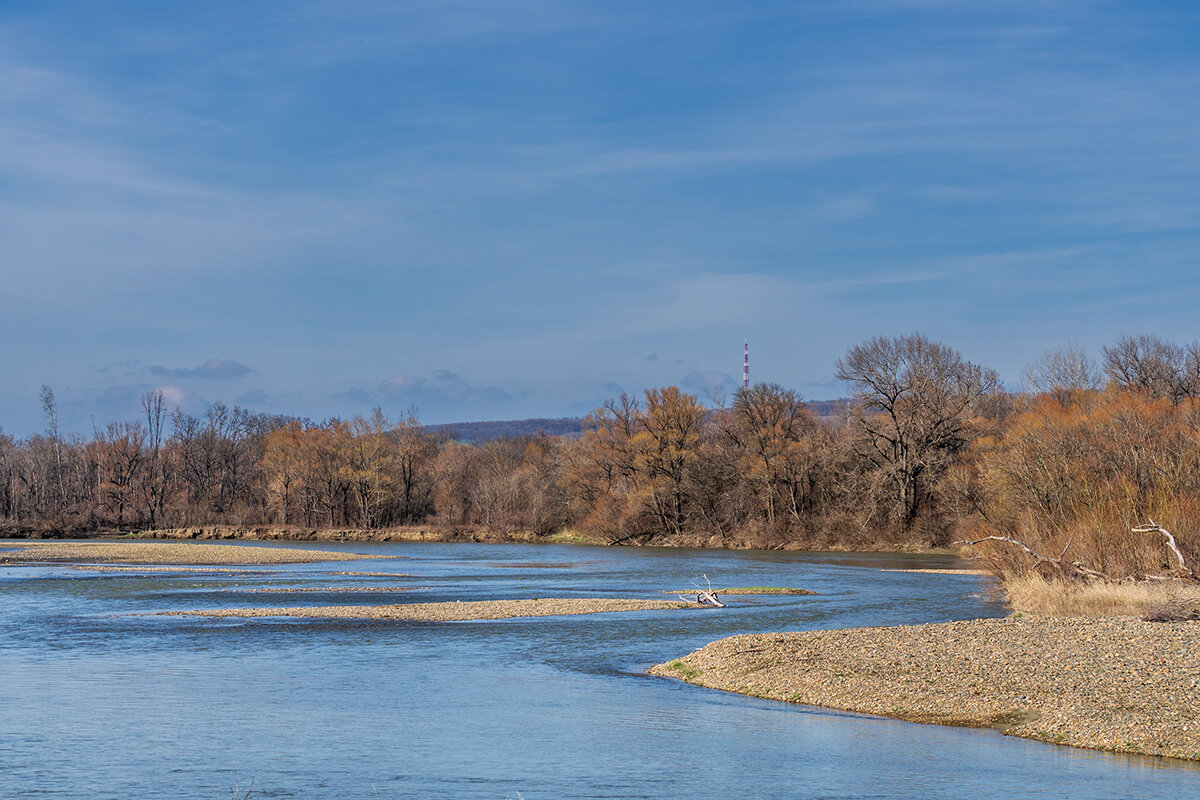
[743,340,749,390]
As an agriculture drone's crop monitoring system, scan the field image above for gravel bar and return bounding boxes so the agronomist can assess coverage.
[222,586,426,593]
[0,541,383,565]
[164,597,696,622]
[882,568,991,575]
[650,616,1200,760]
[663,587,817,596]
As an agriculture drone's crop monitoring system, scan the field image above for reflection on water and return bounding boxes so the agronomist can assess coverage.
[2,541,1198,799]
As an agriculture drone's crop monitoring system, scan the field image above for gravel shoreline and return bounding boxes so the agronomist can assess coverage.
[222,586,426,593]
[882,568,990,575]
[662,587,816,596]
[0,541,382,565]
[650,616,1200,760]
[162,597,696,622]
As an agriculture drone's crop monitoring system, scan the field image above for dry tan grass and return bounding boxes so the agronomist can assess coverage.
[1003,573,1200,616]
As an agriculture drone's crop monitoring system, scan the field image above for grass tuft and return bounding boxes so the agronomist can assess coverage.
[667,659,702,680]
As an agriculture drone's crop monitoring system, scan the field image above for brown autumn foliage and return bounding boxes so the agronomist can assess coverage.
[1,334,1196,582]
[951,390,1199,580]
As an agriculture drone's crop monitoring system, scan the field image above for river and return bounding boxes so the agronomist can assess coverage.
[2,541,1198,799]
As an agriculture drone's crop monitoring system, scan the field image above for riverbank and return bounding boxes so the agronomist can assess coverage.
[651,615,1200,760]
[163,597,697,622]
[0,524,516,543]
[0,524,953,553]
[0,541,386,565]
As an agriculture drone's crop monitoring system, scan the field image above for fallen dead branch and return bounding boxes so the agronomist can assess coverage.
[1131,520,1194,577]
[960,527,1198,584]
[955,535,1106,581]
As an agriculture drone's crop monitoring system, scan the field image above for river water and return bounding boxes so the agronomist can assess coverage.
[2,541,1198,799]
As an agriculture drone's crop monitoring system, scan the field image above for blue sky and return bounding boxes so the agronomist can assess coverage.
[4,1,1200,435]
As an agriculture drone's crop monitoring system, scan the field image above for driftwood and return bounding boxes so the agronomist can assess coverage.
[607,530,655,546]
[1131,520,1193,576]
[679,573,726,607]
[961,524,1196,582]
[955,535,1105,580]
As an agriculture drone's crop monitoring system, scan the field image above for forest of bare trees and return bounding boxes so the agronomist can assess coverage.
[3,333,1198,581]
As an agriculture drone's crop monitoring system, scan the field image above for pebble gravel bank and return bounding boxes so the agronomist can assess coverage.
[651,616,1200,760]
[0,541,381,565]
[165,597,696,622]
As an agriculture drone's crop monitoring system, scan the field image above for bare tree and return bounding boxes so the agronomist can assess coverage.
[724,383,822,526]
[39,384,65,509]
[638,387,706,537]
[1176,342,1200,401]
[141,390,169,526]
[1102,334,1183,401]
[836,333,1001,529]
[1023,342,1101,396]
[95,421,146,526]
[392,409,437,524]
[0,428,16,521]
[431,440,476,529]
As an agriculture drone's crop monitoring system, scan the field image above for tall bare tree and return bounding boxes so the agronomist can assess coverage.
[0,428,16,521]
[635,387,705,536]
[392,409,436,524]
[39,384,65,509]
[724,383,822,526]
[141,390,169,526]
[836,333,1001,530]
[1102,334,1183,401]
[95,421,146,526]
[1023,342,1101,397]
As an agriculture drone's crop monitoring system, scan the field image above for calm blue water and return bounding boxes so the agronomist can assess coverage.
[2,541,1198,799]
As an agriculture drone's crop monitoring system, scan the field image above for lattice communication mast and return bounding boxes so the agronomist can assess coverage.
[743,340,749,390]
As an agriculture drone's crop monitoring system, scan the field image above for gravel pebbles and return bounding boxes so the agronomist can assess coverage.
[222,586,426,594]
[883,568,991,575]
[650,616,1200,760]
[663,587,817,596]
[0,541,381,565]
[164,597,696,622]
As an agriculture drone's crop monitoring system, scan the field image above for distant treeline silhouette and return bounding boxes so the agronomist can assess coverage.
[3,333,1198,581]
[424,417,585,444]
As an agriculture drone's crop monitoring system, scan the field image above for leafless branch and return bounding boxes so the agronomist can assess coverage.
[1131,519,1193,576]
[1057,536,1073,561]
[956,535,1081,579]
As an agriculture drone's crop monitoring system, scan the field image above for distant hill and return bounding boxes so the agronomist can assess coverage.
[426,401,850,444]
[807,398,852,418]
[426,417,585,444]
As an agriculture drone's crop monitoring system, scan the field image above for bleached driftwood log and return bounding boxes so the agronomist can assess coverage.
[961,525,1196,582]
[1131,520,1193,577]
[955,535,1105,580]
[679,573,726,607]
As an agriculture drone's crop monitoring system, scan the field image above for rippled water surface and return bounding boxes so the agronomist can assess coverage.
[3,540,1198,799]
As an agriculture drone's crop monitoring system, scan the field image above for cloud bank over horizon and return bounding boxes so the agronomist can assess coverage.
[4,1,1200,435]
[149,359,255,380]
